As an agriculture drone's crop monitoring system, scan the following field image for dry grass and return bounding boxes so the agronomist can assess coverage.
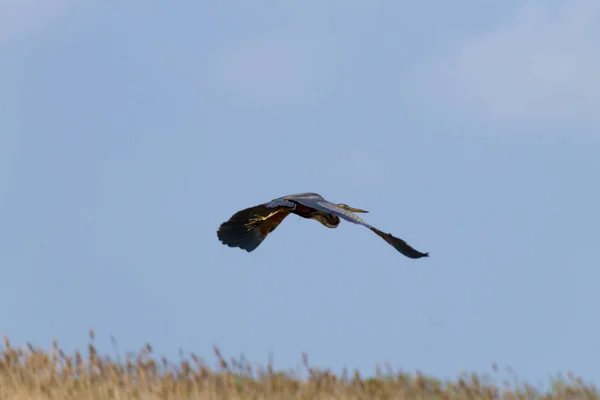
[0,331,597,399]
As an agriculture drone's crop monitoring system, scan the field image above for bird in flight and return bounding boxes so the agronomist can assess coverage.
[217,192,429,259]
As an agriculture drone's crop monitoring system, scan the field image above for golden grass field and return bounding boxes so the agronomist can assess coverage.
[0,331,596,399]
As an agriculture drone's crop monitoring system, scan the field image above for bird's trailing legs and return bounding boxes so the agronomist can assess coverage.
[244,209,283,231]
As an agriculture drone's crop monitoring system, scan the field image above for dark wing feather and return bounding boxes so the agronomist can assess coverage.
[370,227,429,259]
[217,204,291,252]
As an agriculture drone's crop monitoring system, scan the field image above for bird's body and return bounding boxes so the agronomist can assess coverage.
[217,192,429,259]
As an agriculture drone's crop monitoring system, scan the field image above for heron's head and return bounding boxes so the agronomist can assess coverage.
[338,203,369,213]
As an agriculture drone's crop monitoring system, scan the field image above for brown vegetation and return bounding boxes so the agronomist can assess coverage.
[0,331,596,399]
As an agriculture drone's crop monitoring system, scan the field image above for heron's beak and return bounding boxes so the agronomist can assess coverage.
[348,206,369,213]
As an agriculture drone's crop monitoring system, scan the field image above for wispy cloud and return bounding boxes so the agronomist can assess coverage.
[207,31,337,108]
[403,1,600,126]
[0,0,72,42]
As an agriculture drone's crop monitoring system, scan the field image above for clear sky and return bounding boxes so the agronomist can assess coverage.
[1,0,599,388]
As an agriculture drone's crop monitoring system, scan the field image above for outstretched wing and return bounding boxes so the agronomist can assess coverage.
[287,196,429,259]
[217,203,292,252]
[369,227,429,259]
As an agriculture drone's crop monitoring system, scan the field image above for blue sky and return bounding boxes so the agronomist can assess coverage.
[1,0,599,387]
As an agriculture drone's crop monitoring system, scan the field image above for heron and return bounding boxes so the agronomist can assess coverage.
[217,192,429,259]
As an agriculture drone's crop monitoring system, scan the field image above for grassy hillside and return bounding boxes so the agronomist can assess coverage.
[0,331,596,399]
